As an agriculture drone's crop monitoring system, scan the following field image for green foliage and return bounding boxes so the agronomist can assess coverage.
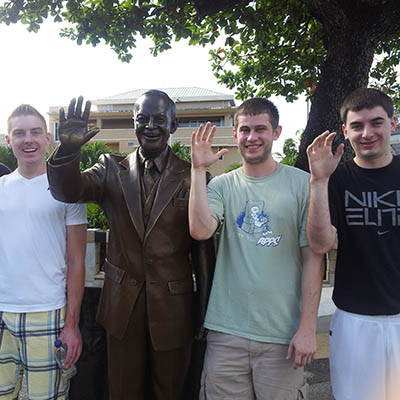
[209,1,325,102]
[87,203,108,230]
[0,145,17,171]
[171,141,191,162]
[80,141,114,171]
[80,141,127,230]
[224,162,242,173]
[274,138,298,166]
[274,129,302,166]
[370,38,400,109]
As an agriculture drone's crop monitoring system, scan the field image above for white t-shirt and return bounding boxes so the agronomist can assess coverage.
[0,171,87,312]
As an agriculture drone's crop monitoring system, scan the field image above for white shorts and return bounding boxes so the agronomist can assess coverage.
[330,308,400,400]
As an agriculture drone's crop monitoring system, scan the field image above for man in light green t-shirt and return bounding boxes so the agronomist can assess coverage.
[189,98,323,400]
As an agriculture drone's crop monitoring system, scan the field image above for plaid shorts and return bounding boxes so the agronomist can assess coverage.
[0,308,69,400]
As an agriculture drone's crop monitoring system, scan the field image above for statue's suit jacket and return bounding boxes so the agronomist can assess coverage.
[47,147,215,351]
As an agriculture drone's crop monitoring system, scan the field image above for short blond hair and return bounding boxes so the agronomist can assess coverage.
[7,104,47,134]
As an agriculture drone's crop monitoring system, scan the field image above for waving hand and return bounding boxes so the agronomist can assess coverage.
[191,122,228,170]
[58,96,100,154]
[307,131,344,182]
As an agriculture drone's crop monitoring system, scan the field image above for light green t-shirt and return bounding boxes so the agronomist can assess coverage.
[205,164,310,344]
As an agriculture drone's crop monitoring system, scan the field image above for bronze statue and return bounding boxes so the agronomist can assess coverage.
[47,90,215,400]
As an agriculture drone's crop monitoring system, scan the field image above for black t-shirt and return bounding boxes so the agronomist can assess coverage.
[0,163,10,177]
[329,156,400,315]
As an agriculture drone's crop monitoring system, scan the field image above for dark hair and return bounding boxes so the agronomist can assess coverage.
[340,88,394,124]
[7,104,47,133]
[234,98,279,129]
[134,89,176,117]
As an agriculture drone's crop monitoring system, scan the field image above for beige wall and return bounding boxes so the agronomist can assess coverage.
[172,126,234,146]
[208,147,241,176]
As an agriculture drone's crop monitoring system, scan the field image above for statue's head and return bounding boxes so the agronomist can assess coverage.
[133,90,177,158]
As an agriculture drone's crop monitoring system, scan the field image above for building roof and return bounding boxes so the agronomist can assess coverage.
[93,87,235,106]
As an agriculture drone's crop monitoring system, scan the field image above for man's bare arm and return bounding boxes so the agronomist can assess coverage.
[306,131,342,254]
[287,246,324,368]
[58,223,86,368]
[189,122,227,240]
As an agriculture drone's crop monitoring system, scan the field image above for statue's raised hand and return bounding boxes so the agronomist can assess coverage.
[58,96,100,154]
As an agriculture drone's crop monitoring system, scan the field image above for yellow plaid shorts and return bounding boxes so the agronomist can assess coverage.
[0,308,69,400]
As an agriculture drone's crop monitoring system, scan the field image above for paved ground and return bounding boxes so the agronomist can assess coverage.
[306,313,333,400]
[306,358,332,400]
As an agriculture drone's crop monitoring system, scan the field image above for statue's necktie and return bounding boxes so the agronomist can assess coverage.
[143,159,157,197]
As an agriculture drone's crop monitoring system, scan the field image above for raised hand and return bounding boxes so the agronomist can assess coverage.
[191,122,228,170]
[307,131,344,182]
[58,96,100,154]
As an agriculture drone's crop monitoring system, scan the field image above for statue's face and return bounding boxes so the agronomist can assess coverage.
[134,94,177,157]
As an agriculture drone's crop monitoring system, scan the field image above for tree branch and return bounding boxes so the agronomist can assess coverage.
[193,0,251,17]
[301,0,347,30]
[372,0,400,40]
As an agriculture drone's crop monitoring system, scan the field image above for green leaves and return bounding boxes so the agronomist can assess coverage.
[171,141,191,162]
[0,145,17,171]
[87,203,108,230]
[275,138,298,166]
[371,36,400,108]
[79,141,126,171]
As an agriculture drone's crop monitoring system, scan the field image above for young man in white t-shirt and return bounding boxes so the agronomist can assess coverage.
[0,105,87,399]
[189,98,323,399]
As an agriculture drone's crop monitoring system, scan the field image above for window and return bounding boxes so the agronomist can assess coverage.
[101,119,133,129]
[98,105,113,112]
[177,117,224,128]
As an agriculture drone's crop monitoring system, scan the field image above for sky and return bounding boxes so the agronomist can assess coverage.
[0,18,308,152]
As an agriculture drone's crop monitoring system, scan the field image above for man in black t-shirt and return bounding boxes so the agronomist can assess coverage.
[306,88,400,400]
[0,162,10,177]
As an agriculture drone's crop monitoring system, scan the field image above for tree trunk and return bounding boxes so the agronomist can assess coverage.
[295,28,377,171]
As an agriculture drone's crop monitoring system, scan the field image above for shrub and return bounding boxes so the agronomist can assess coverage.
[171,141,191,162]
[87,203,109,230]
[224,162,242,173]
[81,142,127,230]
[0,146,17,171]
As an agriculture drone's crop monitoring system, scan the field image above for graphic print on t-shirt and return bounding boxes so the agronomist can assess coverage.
[345,189,400,233]
[236,200,282,247]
